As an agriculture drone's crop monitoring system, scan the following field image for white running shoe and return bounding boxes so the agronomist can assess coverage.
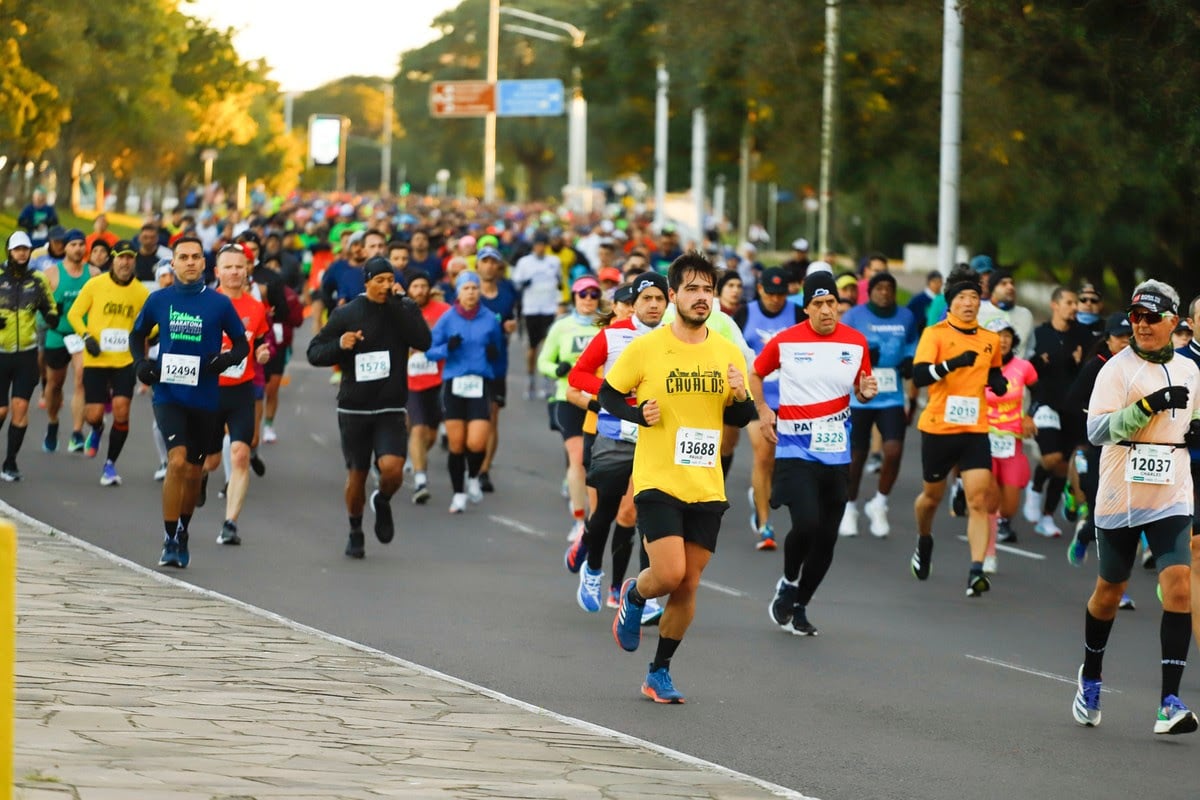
[567,519,585,542]
[983,554,998,574]
[864,494,890,538]
[153,462,168,481]
[1035,514,1062,538]
[838,502,859,537]
[261,424,277,444]
[466,477,484,503]
[1023,486,1043,523]
[449,492,468,514]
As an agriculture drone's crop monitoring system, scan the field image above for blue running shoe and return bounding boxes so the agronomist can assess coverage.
[84,428,101,458]
[68,431,85,453]
[755,522,777,551]
[642,664,685,704]
[612,578,644,652]
[1120,593,1136,610]
[564,534,588,573]
[175,531,190,569]
[158,536,179,568]
[577,566,604,613]
[42,424,58,453]
[100,460,121,487]
[1072,665,1102,727]
[1155,694,1198,735]
[1067,523,1089,566]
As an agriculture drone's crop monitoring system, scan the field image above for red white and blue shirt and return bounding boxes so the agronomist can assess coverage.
[753,321,870,465]
[569,316,658,443]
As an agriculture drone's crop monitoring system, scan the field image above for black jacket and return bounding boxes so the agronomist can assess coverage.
[307,294,431,413]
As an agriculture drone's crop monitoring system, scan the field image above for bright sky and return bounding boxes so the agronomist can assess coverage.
[186,0,461,92]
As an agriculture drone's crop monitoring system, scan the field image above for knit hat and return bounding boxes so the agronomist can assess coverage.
[803,271,838,307]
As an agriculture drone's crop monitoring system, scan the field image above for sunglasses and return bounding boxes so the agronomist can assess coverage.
[1128,310,1171,325]
[1079,295,1101,304]
[575,290,601,300]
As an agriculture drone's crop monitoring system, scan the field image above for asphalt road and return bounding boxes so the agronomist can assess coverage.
[6,335,1196,800]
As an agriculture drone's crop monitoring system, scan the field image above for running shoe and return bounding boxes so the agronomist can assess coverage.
[612,578,643,652]
[996,517,1017,543]
[747,486,759,535]
[1062,488,1081,523]
[1072,665,1102,727]
[564,534,588,573]
[261,424,277,444]
[1120,593,1136,610]
[250,451,266,477]
[412,482,431,505]
[42,425,57,453]
[567,519,585,543]
[217,482,227,500]
[910,536,933,580]
[197,473,208,507]
[1022,485,1043,523]
[449,492,468,514]
[865,451,883,475]
[371,489,395,544]
[577,566,604,613]
[100,460,121,487]
[175,531,190,568]
[788,606,818,636]
[755,523,776,551]
[1154,695,1198,735]
[329,371,341,385]
[478,471,495,493]
[838,502,859,537]
[864,494,890,538]
[642,664,685,704]
[158,536,179,567]
[641,597,664,626]
[1142,540,1156,569]
[1067,524,1089,566]
[966,570,990,598]
[153,462,168,481]
[67,431,85,453]
[0,462,21,482]
[218,520,241,546]
[769,577,798,627]
[950,479,967,517]
[84,428,101,458]
[982,554,998,574]
[606,587,620,609]
[344,530,365,559]
[466,477,484,504]
[1035,514,1062,538]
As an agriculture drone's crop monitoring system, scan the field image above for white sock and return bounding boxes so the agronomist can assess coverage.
[873,492,888,507]
[415,470,427,485]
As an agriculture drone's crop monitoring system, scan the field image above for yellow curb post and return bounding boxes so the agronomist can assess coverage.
[0,519,12,800]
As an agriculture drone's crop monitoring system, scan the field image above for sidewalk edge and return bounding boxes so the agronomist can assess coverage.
[3,499,817,800]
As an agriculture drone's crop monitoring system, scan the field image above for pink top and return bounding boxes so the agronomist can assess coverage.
[986,357,1038,435]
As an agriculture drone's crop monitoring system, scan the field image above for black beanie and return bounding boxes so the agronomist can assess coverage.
[803,271,838,307]
[363,256,396,282]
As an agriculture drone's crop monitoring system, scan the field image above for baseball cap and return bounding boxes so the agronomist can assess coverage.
[63,228,86,244]
[836,274,858,292]
[572,275,600,294]
[111,239,136,256]
[760,267,789,295]
[791,237,810,251]
[48,225,67,241]
[1129,288,1178,316]
[477,246,504,262]
[613,284,636,304]
[1105,312,1132,336]
[155,261,174,279]
[347,230,366,245]
[983,316,1015,334]
[968,254,995,274]
[1079,282,1102,300]
[7,231,32,250]
[598,267,622,283]
[805,260,833,277]
[1176,319,1192,334]
[339,203,356,217]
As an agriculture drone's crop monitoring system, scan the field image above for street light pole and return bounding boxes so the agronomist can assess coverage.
[936,0,964,278]
[818,0,839,255]
[484,0,500,203]
[653,64,669,230]
[381,82,393,196]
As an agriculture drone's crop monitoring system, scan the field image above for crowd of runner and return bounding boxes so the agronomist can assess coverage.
[3,195,1199,731]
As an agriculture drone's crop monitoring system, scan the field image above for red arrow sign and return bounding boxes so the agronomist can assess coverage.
[429,81,495,118]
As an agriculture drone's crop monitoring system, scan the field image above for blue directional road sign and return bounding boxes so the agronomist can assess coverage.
[496,79,565,117]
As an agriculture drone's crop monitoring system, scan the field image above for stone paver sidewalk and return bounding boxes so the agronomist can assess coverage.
[11,517,802,800]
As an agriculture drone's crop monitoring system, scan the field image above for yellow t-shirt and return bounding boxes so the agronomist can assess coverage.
[604,324,748,504]
[67,272,150,368]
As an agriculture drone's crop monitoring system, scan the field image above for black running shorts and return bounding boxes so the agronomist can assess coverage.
[338,410,408,472]
[83,365,136,404]
[0,351,40,402]
[217,382,257,445]
[555,401,586,440]
[634,488,727,553]
[850,405,908,451]
[920,431,991,483]
[44,345,72,371]
[440,379,491,422]
[525,314,554,349]
[407,386,443,429]
[1097,515,1193,584]
[153,402,223,465]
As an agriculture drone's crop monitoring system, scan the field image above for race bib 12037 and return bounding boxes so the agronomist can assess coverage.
[1125,444,1174,485]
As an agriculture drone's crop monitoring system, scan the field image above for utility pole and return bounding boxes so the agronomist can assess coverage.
[381,83,393,196]
[818,0,839,255]
[936,0,964,278]
[691,108,706,247]
[653,63,669,230]
[484,0,500,203]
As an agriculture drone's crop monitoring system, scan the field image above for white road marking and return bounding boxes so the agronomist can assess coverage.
[2,499,814,800]
[310,433,326,447]
[700,579,747,598]
[488,515,549,539]
[965,654,1118,693]
[955,535,1045,560]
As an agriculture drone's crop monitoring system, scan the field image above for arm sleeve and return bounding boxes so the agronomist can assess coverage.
[1087,360,1148,445]
[568,330,608,395]
[536,321,562,379]
[599,380,645,424]
[723,397,758,427]
[307,307,348,367]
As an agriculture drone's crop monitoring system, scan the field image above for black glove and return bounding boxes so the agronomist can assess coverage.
[447,334,463,352]
[945,350,979,371]
[555,361,572,377]
[1186,419,1200,450]
[1140,385,1190,414]
[83,334,101,357]
[136,359,159,386]
[899,357,913,380]
[868,346,880,367]
[587,398,602,413]
[987,368,1008,397]
[204,351,241,375]
[485,344,499,361]
[0,316,6,329]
